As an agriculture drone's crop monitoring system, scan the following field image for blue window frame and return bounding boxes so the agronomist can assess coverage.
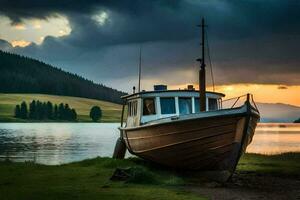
[208,98,218,111]
[194,98,200,113]
[160,97,176,114]
[179,97,192,115]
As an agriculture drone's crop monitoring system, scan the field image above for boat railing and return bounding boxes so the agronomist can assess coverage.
[249,94,259,112]
[221,93,259,112]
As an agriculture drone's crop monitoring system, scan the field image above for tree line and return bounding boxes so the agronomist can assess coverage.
[0,50,126,104]
[15,100,77,121]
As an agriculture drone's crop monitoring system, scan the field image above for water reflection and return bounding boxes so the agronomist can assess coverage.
[0,123,120,165]
[0,123,300,165]
[247,123,300,154]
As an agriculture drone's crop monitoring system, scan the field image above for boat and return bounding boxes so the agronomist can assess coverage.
[113,18,260,180]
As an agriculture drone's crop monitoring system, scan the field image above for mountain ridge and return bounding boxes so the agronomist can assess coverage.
[0,50,127,104]
[257,102,300,122]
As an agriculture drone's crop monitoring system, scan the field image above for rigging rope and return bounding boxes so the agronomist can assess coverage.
[205,28,216,92]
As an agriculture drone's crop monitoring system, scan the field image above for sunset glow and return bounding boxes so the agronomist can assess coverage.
[11,40,31,47]
[170,84,300,107]
[214,84,300,106]
[0,15,71,46]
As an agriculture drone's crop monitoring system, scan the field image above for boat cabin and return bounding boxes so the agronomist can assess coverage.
[122,85,225,127]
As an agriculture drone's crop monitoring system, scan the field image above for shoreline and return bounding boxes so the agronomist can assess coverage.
[1,153,299,200]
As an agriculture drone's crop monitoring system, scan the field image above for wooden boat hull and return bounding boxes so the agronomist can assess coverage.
[120,102,259,174]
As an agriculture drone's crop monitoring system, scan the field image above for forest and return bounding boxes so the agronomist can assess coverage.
[0,50,126,104]
[15,100,77,121]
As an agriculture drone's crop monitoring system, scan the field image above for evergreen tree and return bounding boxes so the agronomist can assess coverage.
[46,101,53,119]
[58,103,64,120]
[13,100,77,121]
[14,105,21,118]
[20,101,28,119]
[64,104,74,120]
[36,100,43,120]
[42,102,47,119]
[70,109,77,121]
[64,104,70,120]
[89,106,102,122]
[54,104,58,119]
[29,100,36,119]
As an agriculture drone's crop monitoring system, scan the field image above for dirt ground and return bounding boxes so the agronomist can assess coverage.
[187,171,300,200]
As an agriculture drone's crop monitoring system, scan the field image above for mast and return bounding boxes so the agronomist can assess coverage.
[197,18,207,111]
[138,45,142,93]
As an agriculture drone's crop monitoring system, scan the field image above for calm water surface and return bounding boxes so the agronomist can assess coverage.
[247,123,300,154]
[0,123,299,165]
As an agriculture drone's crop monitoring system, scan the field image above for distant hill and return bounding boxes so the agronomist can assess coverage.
[0,93,122,122]
[0,50,126,104]
[257,103,300,122]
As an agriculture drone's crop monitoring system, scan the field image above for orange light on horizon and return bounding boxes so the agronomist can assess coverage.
[169,83,300,107]
[0,15,71,46]
[11,40,31,47]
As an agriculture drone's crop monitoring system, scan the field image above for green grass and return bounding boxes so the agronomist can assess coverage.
[0,157,203,200]
[0,93,123,122]
[0,153,299,200]
[238,153,300,176]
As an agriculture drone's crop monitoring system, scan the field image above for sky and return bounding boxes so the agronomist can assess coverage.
[0,0,300,106]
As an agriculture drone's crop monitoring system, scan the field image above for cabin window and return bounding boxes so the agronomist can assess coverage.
[218,99,222,109]
[143,98,156,115]
[160,97,176,114]
[128,101,137,116]
[179,97,192,115]
[194,98,200,113]
[208,98,218,111]
[133,101,137,115]
[127,102,132,116]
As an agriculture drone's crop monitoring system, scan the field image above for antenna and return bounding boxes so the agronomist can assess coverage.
[197,18,207,112]
[138,45,142,93]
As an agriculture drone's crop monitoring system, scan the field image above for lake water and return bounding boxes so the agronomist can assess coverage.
[0,123,300,165]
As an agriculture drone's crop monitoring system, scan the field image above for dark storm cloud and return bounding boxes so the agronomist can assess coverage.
[0,0,180,22]
[0,0,193,46]
[2,0,300,45]
[1,0,300,90]
[0,0,185,43]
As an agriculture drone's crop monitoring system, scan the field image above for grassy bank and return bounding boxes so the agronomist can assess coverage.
[0,93,122,122]
[0,157,202,200]
[237,153,300,175]
[1,153,299,200]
